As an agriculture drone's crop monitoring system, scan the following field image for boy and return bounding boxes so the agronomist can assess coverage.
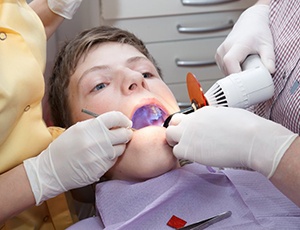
[48,26,300,229]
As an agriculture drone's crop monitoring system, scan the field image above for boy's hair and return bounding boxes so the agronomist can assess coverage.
[48,26,162,128]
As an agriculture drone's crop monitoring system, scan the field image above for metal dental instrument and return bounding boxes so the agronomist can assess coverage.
[82,108,99,118]
[178,210,232,230]
[82,108,136,131]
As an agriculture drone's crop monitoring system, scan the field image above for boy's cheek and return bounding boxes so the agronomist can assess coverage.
[108,126,174,181]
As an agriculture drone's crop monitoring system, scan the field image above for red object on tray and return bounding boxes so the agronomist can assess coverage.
[167,215,187,229]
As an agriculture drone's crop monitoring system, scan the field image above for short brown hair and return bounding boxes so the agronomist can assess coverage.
[48,26,162,128]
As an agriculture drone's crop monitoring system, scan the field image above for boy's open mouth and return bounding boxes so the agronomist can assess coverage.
[131,104,167,130]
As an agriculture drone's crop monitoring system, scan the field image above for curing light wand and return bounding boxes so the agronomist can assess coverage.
[163,54,275,127]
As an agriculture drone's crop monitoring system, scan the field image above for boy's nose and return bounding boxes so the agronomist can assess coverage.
[129,83,138,90]
[122,71,147,94]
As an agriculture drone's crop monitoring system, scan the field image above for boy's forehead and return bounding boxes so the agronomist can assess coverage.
[78,42,149,67]
[72,43,154,84]
[95,42,144,57]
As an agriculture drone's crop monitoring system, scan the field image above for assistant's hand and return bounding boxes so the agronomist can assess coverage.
[47,0,82,19]
[24,111,133,205]
[215,4,275,75]
[166,107,297,178]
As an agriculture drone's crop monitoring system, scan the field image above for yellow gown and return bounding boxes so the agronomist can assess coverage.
[0,0,76,228]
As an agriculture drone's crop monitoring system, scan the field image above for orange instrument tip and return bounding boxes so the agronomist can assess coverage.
[186,72,208,108]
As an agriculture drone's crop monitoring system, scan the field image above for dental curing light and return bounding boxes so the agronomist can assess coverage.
[163,55,274,127]
[204,54,274,109]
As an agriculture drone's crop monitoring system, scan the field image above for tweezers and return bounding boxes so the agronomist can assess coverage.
[178,210,232,230]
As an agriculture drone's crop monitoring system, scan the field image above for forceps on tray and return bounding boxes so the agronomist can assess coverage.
[178,211,232,230]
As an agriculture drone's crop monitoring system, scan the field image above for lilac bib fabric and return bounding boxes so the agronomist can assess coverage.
[68,164,300,229]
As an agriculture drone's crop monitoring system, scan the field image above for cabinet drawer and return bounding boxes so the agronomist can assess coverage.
[101,0,256,19]
[103,11,243,43]
[147,37,226,84]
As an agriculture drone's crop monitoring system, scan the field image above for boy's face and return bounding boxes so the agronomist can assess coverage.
[68,42,181,181]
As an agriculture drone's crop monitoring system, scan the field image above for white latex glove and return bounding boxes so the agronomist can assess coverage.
[47,0,82,19]
[166,107,298,178]
[24,111,133,205]
[215,4,275,75]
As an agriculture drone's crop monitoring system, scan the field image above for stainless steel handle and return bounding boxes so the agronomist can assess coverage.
[181,0,239,6]
[177,102,192,108]
[177,20,234,33]
[175,58,216,67]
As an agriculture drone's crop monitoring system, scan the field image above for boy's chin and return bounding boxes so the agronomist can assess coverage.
[135,124,165,131]
[129,126,179,179]
[105,125,179,182]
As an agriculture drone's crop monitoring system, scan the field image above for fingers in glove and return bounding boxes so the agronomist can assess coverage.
[108,127,133,146]
[113,144,127,158]
[172,142,192,161]
[168,113,185,126]
[221,45,252,75]
[98,111,132,129]
[215,44,227,74]
[165,113,186,146]
[258,46,275,74]
[166,125,182,147]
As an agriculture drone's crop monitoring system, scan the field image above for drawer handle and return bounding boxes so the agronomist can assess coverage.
[177,20,234,33]
[175,58,216,67]
[181,0,239,6]
[177,102,192,108]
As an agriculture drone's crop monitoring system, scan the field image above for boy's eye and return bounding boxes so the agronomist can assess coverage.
[93,83,108,91]
[142,72,153,78]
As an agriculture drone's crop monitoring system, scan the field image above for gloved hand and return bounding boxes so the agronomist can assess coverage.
[24,111,133,205]
[215,3,275,75]
[166,107,298,178]
[47,0,82,19]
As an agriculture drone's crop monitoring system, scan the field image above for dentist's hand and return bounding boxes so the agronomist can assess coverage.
[215,3,275,75]
[24,111,133,205]
[166,107,297,178]
[47,0,82,19]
